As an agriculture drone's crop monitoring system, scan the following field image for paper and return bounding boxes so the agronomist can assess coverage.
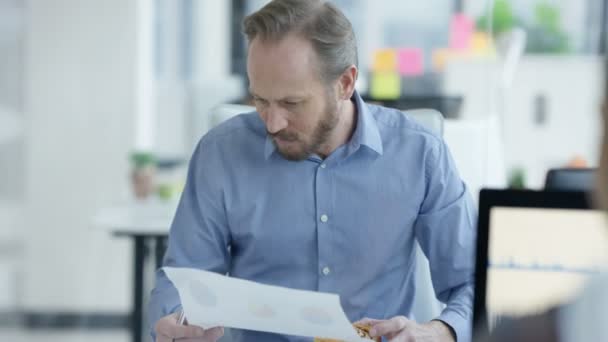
[397,48,424,76]
[449,13,474,50]
[164,267,368,341]
[370,72,400,100]
[372,49,397,72]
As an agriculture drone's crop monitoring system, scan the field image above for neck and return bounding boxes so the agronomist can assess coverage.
[317,98,356,158]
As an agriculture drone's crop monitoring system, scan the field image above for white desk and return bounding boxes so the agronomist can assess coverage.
[94,200,176,235]
[93,199,177,342]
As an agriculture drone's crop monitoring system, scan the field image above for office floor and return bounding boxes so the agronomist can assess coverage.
[0,328,129,342]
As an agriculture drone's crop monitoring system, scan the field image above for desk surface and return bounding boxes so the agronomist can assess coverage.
[93,199,178,236]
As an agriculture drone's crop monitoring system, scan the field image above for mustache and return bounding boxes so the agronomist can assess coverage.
[267,130,298,142]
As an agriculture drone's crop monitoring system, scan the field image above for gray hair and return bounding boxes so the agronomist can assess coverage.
[243,0,358,84]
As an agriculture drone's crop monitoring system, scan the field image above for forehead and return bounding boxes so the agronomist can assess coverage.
[247,34,323,98]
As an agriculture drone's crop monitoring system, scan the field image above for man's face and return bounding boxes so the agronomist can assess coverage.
[247,34,340,161]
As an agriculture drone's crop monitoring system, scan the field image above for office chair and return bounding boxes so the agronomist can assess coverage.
[544,168,596,192]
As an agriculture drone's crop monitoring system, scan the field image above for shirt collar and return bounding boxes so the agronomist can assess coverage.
[264,90,383,160]
[348,90,383,156]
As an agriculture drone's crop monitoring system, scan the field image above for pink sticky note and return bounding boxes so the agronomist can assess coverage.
[397,48,424,76]
[449,13,474,50]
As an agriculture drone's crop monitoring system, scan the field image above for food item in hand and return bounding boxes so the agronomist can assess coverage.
[314,323,381,342]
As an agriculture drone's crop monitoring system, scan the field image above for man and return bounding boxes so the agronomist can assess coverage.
[149,1,476,341]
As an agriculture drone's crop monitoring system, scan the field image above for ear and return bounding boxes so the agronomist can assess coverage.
[336,65,358,100]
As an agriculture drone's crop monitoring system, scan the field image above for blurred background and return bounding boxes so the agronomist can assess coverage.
[0,0,606,341]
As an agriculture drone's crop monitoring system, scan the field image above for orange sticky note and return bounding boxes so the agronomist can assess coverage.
[397,48,424,76]
[449,13,474,50]
[370,72,400,100]
[372,49,398,72]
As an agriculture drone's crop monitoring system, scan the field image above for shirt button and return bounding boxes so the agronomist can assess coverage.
[320,164,327,169]
[320,214,329,223]
[322,267,331,275]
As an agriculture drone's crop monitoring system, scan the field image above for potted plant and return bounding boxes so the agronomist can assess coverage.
[130,151,156,200]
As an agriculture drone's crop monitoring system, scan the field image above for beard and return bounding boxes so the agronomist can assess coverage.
[271,91,339,161]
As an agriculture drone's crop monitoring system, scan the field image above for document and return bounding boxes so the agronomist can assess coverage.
[164,267,369,341]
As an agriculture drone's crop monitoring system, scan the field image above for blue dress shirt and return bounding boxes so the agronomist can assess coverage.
[149,91,477,341]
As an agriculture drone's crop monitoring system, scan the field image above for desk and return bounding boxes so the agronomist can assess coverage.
[94,200,176,342]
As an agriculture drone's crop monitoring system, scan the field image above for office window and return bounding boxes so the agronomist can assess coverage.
[0,0,25,198]
[233,0,607,77]
[469,0,606,54]
[236,0,458,75]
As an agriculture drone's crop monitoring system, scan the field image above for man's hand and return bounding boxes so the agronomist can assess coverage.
[155,312,224,342]
[355,316,456,342]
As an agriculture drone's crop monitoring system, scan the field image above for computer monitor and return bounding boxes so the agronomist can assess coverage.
[544,168,596,192]
[473,189,608,336]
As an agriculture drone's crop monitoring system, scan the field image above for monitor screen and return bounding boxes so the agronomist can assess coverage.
[485,207,608,329]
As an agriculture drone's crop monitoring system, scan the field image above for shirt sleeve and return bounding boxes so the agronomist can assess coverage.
[413,138,477,342]
[147,138,231,340]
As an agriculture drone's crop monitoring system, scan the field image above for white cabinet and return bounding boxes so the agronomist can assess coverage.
[501,56,603,187]
[444,55,603,189]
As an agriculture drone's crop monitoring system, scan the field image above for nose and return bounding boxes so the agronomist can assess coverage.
[261,104,288,134]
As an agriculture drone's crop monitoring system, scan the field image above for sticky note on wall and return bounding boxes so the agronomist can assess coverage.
[449,13,474,50]
[471,31,493,55]
[370,72,400,100]
[397,48,424,76]
[431,48,452,71]
[372,49,397,72]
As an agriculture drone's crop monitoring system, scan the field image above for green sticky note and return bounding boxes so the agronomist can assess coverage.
[370,72,401,100]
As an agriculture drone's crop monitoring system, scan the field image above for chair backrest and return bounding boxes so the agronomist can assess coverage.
[208,104,255,129]
[544,168,596,192]
[405,108,444,137]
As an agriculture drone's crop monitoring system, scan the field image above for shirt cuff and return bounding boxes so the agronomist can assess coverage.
[436,309,471,342]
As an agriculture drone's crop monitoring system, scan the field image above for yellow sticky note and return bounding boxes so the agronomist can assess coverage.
[432,48,452,71]
[431,48,469,71]
[372,49,398,72]
[370,72,400,100]
[471,32,493,54]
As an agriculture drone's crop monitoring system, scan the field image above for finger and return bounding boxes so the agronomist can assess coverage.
[177,327,224,342]
[154,314,178,336]
[158,322,206,339]
[155,335,172,342]
[203,326,224,340]
[354,317,383,326]
[369,316,409,337]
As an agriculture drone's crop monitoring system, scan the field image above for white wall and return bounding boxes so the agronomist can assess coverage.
[22,0,138,312]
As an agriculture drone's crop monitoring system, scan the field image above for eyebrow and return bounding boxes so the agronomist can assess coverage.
[249,89,307,102]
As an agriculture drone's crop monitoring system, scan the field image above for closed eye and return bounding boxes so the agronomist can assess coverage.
[253,97,269,106]
[281,100,300,107]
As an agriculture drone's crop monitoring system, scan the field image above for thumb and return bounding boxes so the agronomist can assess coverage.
[203,326,224,341]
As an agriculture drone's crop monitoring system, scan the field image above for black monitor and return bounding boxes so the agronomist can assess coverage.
[473,189,607,337]
[544,168,596,192]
